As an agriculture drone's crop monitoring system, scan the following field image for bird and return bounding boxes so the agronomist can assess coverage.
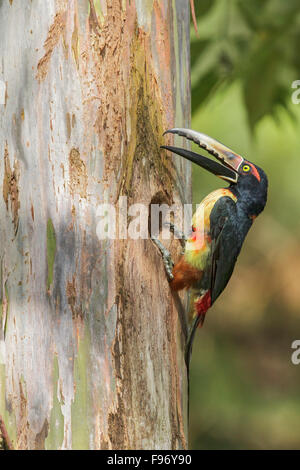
[152,128,268,363]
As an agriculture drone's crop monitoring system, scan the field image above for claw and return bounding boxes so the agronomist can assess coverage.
[151,237,174,281]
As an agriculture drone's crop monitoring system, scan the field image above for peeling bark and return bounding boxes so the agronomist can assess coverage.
[36,11,67,83]
[2,142,20,234]
[0,0,191,449]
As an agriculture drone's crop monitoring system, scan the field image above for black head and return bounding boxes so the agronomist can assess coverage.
[234,160,268,217]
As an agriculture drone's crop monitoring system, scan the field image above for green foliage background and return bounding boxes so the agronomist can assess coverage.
[189,0,300,449]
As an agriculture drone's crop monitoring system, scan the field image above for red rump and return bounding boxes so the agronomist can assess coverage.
[195,290,211,328]
[195,290,211,316]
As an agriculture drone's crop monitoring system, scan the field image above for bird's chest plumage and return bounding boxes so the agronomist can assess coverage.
[184,188,237,271]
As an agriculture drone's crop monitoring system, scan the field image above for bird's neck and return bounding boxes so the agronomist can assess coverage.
[230,186,255,218]
[236,201,253,230]
[228,186,254,244]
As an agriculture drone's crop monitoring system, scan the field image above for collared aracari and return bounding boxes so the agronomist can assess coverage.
[153,128,268,362]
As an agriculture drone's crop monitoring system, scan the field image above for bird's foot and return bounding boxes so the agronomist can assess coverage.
[151,236,174,281]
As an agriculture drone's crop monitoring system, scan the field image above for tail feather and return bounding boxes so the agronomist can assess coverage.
[185,290,211,366]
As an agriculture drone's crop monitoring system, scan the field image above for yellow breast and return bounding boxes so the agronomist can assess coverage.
[184,188,237,270]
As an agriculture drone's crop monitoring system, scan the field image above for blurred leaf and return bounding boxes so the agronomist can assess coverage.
[191,0,300,128]
[192,69,222,114]
[192,0,217,20]
[190,39,211,69]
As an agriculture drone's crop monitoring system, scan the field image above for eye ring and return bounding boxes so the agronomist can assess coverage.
[242,164,250,172]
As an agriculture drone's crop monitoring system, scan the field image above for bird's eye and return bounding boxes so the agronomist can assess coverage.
[242,164,250,172]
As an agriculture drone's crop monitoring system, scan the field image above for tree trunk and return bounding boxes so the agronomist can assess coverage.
[0,0,191,450]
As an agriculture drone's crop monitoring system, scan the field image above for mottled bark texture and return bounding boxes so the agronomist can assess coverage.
[0,0,191,449]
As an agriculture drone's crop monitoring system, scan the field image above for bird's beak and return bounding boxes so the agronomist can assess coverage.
[161,128,244,183]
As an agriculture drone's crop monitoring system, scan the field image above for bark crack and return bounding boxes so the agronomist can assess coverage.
[36,11,67,83]
[2,142,20,235]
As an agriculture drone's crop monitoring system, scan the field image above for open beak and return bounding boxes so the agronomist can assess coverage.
[161,128,244,183]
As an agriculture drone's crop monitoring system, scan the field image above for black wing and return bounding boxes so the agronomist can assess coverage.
[209,196,241,304]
